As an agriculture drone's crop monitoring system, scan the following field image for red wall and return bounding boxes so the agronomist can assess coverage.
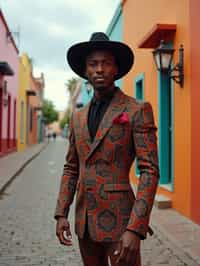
[190,0,200,224]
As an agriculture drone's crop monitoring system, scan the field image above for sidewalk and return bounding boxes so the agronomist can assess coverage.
[0,142,47,194]
[151,207,200,265]
[0,142,199,265]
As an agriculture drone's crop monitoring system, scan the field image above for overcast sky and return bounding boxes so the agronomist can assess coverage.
[0,0,120,110]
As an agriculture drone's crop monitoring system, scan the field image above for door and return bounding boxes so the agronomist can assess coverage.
[7,94,11,149]
[158,73,174,186]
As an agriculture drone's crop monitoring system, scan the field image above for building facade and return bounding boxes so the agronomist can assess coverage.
[28,69,41,145]
[106,3,123,89]
[0,9,19,157]
[17,53,30,151]
[18,53,45,150]
[34,73,45,143]
[80,80,93,106]
[107,0,200,224]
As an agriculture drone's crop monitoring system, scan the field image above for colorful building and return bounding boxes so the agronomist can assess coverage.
[18,53,45,150]
[0,9,19,157]
[80,80,93,106]
[28,69,42,146]
[106,3,123,89]
[105,0,200,225]
[34,73,45,143]
[17,54,30,151]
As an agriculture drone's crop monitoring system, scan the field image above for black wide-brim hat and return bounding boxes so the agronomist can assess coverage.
[67,32,134,80]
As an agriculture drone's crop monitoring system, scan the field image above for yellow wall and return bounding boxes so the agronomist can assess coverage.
[123,0,191,218]
[17,53,31,151]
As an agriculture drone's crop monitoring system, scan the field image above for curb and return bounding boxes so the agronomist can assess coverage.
[0,143,48,195]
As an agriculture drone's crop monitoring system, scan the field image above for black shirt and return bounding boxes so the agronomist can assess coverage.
[88,88,116,142]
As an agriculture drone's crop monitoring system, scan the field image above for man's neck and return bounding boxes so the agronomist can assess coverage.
[93,84,116,101]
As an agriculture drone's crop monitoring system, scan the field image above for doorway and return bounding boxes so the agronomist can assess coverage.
[158,73,174,187]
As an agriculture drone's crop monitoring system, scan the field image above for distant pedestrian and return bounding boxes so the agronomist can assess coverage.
[47,133,51,143]
[52,132,57,141]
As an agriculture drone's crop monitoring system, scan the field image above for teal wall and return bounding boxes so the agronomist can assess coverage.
[106,3,123,89]
[81,80,94,106]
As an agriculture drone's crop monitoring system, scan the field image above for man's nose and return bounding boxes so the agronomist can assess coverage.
[96,63,103,73]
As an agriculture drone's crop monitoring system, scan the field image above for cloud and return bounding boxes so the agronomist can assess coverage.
[1,0,120,110]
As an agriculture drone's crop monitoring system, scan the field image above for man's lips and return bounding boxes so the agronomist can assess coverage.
[94,77,105,82]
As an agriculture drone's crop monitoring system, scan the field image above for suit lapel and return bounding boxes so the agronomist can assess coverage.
[79,102,91,154]
[86,89,127,160]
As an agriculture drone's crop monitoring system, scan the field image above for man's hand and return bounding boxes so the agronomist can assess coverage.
[56,217,72,246]
[115,230,140,265]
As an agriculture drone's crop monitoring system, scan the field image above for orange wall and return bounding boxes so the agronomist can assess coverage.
[123,0,191,217]
[190,0,200,224]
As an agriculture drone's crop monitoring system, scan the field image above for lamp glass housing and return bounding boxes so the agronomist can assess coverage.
[153,40,184,88]
[153,40,174,72]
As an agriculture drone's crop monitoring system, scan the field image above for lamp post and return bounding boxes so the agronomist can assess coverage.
[153,40,184,87]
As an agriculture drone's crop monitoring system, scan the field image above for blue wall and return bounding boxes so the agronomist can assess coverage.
[106,3,123,89]
[81,80,94,106]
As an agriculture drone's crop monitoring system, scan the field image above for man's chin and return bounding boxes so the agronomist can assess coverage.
[94,83,108,91]
[94,85,107,91]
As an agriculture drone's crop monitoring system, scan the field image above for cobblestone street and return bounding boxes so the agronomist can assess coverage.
[0,139,198,266]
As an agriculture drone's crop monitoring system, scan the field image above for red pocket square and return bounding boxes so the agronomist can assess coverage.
[113,112,129,124]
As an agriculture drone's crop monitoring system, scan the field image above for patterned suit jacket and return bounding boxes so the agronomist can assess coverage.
[55,89,159,242]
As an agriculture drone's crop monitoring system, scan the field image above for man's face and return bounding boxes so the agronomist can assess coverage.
[85,50,118,91]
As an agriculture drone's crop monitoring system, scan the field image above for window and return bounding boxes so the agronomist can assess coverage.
[30,107,33,132]
[20,101,24,143]
[134,73,144,177]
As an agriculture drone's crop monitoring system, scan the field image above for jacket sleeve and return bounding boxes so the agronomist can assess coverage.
[54,113,79,219]
[126,102,159,239]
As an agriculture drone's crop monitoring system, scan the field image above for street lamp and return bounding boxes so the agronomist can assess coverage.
[153,40,184,87]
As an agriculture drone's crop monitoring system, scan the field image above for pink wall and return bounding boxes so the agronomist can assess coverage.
[0,10,19,153]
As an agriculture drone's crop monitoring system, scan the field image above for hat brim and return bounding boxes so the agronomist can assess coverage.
[67,41,134,80]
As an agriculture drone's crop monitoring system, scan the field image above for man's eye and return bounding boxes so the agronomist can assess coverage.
[104,61,112,66]
[88,62,96,67]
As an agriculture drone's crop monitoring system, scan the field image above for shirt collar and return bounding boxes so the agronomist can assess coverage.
[91,87,118,105]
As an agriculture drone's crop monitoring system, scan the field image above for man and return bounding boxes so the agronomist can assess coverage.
[55,32,159,266]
